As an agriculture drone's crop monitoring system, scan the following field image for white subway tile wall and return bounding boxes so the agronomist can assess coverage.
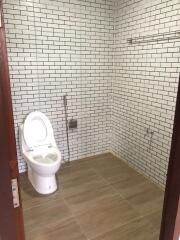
[4,0,114,172]
[3,0,180,187]
[112,0,180,187]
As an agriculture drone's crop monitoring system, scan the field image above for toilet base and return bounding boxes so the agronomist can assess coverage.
[28,168,57,195]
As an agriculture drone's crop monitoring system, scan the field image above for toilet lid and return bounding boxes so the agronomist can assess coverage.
[23,111,54,149]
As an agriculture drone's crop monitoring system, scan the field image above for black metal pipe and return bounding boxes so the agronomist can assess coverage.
[63,95,70,163]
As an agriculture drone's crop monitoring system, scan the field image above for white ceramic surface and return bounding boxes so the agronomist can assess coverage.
[20,111,61,194]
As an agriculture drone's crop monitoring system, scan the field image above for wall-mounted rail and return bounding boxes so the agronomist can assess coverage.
[127,31,180,44]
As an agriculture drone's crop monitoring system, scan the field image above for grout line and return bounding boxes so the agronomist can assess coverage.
[109,151,165,191]
[62,196,89,240]
[22,153,163,239]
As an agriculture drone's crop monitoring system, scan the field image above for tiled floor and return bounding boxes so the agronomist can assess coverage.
[20,153,164,240]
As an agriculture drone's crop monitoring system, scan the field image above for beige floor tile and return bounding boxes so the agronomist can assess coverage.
[60,165,118,215]
[97,164,139,184]
[124,181,164,216]
[25,218,87,240]
[24,197,71,233]
[59,158,90,175]
[21,153,163,240]
[59,168,106,196]
[145,210,163,234]
[111,174,147,195]
[109,167,164,216]
[20,176,63,210]
[21,190,62,211]
[92,216,160,240]
[64,179,117,215]
[75,194,140,239]
[85,153,124,171]
[112,173,163,202]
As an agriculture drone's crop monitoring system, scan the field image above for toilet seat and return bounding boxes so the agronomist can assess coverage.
[23,111,54,150]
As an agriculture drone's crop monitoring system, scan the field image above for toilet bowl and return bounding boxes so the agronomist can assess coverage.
[20,111,61,194]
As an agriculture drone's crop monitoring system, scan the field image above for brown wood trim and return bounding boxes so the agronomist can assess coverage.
[160,76,180,240]
[0,0,25,239]
[0,0,180,238]
[0,98,16,239]
[173,198,180,240]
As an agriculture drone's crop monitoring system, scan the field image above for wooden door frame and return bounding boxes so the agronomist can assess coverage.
[173,200,180,240]
[0,0,180,239]
[0,0,25,239]
[160,76,180,240]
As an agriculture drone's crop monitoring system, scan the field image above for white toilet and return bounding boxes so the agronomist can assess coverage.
[20,111,61,195]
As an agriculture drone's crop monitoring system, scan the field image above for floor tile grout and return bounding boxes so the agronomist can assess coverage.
[21,153,163,240]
